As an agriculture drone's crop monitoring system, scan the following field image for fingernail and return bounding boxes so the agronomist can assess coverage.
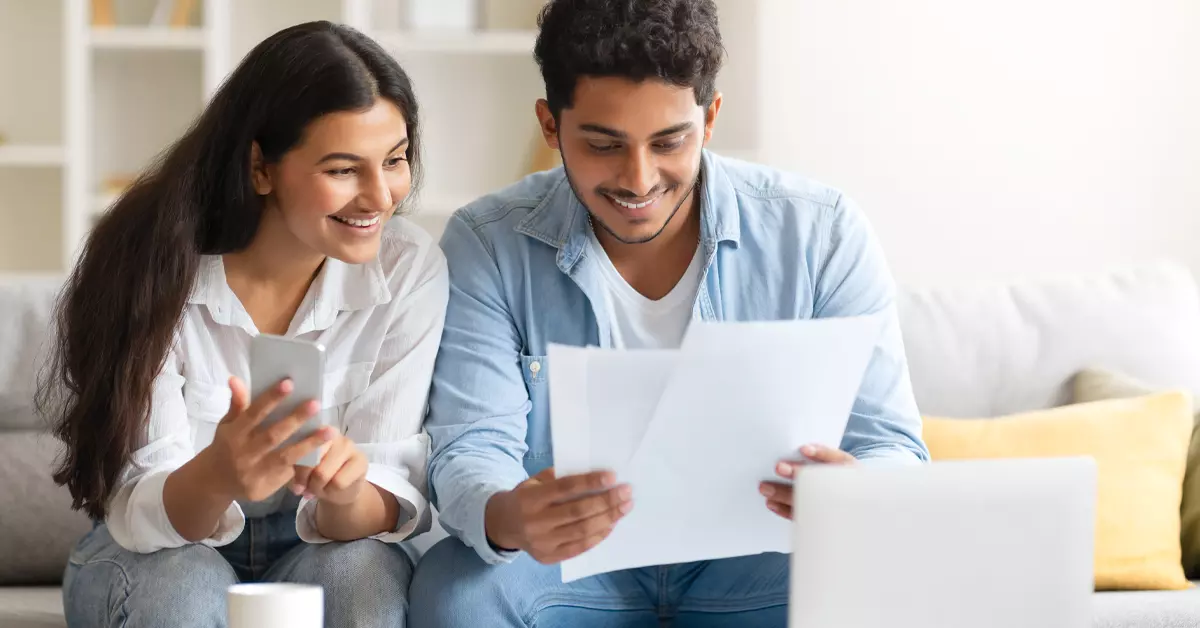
[618,485,632,500]
[620,501,634,514]
[760,484,775,497]
[321,428,335,441]
[304,492,315,500]
[602,472,616,485]
[306,400,320,413]
[279,379,293,393]
[801,445,816,457]
[777,462,794,476]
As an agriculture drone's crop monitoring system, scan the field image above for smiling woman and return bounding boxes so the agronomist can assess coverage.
[36,20,446,628]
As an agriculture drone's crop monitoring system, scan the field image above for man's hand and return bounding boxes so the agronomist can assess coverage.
[485,468,634,564]
[759,444,856,519]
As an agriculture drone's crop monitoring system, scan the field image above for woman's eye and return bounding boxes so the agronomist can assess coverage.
[385,156,407,168]
[327,167,355,177]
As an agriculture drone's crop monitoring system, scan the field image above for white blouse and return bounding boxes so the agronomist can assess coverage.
[105,219,448,553]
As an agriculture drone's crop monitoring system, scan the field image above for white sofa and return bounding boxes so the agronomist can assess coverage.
[4,261,1200,627]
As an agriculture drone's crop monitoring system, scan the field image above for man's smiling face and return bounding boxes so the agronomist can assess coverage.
[544,76,716,244]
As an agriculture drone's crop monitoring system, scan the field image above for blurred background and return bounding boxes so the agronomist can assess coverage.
[0,0,1197,288]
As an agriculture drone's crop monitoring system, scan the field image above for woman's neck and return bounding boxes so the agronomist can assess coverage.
[222,208,325,335]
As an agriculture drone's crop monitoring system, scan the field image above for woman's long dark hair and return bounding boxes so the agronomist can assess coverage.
[36,21,422,520]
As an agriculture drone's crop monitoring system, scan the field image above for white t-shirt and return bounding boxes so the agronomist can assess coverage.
[587,228,704,350]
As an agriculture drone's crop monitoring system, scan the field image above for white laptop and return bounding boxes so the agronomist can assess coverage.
[788,457,1096,628]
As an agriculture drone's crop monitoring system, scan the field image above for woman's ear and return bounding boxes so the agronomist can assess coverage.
[250,142,273,196]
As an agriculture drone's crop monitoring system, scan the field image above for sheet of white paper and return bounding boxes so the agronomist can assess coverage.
[548,344,677,480]
[558,315,885,582]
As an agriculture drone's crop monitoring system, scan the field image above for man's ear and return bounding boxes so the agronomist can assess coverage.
[250,141,272,196]
[535,99,561,150]
[702,91,723,146]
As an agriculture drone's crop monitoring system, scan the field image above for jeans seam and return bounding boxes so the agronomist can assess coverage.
[677,592,790,614]
[76,557,133,627]
[526,592,653,624]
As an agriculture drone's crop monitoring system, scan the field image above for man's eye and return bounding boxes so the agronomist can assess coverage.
[588,143,620,153]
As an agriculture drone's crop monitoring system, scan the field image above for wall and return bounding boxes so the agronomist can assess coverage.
[756,0,1200,288]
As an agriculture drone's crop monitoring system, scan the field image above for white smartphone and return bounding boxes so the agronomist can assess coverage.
[250,334,326,468]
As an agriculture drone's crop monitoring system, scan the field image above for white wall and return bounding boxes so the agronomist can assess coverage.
[756,0,1200,288]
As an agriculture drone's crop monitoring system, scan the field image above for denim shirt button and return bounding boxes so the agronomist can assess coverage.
[529,361,541,375]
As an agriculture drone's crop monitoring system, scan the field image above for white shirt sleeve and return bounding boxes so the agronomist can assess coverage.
[104,347,245,553]
[295,251,449,544]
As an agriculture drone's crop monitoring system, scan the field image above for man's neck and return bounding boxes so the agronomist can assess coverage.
[594,186,702,300]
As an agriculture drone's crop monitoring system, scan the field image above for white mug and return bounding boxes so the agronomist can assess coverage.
[227,583,323,628]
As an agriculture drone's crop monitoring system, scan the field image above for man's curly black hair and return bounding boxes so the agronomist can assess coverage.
[534,0,725,118]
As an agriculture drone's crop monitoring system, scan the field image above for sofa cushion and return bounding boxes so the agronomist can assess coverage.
[0,588,64,628]
[0,431,90,585]
[898,261,1200,418]
[923,392,1194,591]
[0,276,62,431]
[1093,582,1200,628]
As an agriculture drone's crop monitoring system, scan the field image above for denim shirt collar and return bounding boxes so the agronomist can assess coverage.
[515,150,741,274]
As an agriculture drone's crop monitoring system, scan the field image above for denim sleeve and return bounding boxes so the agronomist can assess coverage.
[813,194,930,465]
[425,214,531,564]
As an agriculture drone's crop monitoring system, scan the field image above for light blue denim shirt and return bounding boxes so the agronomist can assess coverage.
[426,150,930,565]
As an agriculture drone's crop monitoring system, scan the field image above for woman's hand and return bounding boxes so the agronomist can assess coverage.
[202,376,336,503]
[290,432,369,506]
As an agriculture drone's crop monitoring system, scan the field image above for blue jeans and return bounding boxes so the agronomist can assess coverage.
[408,538,789,627]
[62,510,412,627]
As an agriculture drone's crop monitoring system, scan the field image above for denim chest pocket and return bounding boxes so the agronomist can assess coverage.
[520,354,552,470]
[182,363,372,447]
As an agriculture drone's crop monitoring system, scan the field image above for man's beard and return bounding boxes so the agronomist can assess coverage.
[560,151,703,246]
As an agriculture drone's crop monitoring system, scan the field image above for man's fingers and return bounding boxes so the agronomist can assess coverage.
[799,444,855,464]
[543,527,614,564]
[759,482,792,506]
[241,378,294,427]
[532,470,617,507]
[254,400,320,450]
[766,500,793,520]
[538,485,632,530]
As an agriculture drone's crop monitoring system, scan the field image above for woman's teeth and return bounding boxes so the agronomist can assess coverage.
[611,196,657,210]
[331,215,380,228]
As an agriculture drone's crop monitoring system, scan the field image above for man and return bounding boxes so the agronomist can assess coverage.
[409,0,929,625]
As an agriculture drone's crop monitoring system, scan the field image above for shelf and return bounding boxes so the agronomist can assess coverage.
[89,27,206,51]
[0,145,64,167]
[374,30,536,55]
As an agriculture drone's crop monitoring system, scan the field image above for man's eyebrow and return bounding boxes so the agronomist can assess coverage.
[577,122,694,140]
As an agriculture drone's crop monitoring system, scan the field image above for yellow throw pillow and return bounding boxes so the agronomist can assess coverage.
[1072,368,1200,579]
[923,391,1194,591]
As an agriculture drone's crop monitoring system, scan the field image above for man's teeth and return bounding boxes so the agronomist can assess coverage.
[331,215,380,227]
[611,196,657,210]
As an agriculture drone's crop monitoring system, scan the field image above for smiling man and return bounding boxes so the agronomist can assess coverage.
[409,1,929,626]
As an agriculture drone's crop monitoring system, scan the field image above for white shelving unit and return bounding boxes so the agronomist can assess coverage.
[0,146,67,167]
[0,0,764,272]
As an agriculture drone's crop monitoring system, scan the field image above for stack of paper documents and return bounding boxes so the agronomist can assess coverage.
[548,315,884,582]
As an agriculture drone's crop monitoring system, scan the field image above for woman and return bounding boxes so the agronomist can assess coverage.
[37,21,444,627]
